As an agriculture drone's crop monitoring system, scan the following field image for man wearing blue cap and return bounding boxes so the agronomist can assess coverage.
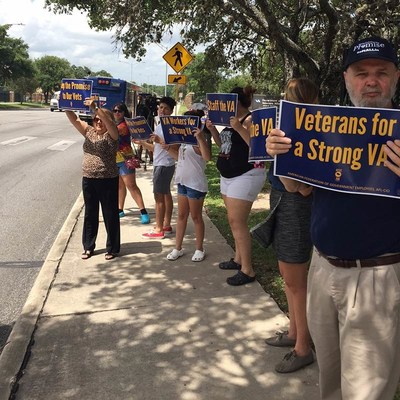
[266,36,400,400]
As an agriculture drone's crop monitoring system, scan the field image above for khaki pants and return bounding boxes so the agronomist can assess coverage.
[307,248,400,400]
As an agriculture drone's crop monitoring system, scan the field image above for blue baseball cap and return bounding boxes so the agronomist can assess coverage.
[344,36,398,69]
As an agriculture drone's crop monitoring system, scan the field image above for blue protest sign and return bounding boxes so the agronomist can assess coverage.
[206,93,237,126]
[275,100,400,198]
[125,116,153,140]
[249,107,276,162]
[160,115,199,145]
[59,79,93,111]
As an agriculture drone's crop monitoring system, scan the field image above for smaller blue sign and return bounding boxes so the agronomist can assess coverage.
[59,79,93,111]
[160,115,199,145]
[126,116,153,140]
[249,107,276,162]
[206,93,238,126]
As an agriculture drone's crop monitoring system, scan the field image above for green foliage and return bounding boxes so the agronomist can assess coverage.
[185,53,221,102]
[10,75,39,103]
[0,102,46,109]
[217,74,252,94]
[69,65,93,78]
[34,55,71,102]
[94,69,112,77]
[44,0,400,103]
[0,25,35,86]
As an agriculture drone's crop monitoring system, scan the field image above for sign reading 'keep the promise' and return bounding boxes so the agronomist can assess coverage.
[126,116,153,140]
[59,79,93,111]
[274,100,400,199]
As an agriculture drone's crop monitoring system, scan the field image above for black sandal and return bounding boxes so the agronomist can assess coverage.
[218,258,241,270]
[226,271,256,286]
[81,250,93,260]
[105,253,117,260]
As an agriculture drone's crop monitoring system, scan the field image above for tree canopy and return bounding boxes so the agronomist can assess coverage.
[35,55,71,102]
[0,25,35,86]
[45,0,400,103]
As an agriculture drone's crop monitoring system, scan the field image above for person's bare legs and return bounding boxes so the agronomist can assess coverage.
[175,195,189,250]
[223,195,254,276]
[279,261,311,356]
[121,173,146,210]
[188,197,205,251]
[154,192,165,233]
[163,193,173,228]
[118,176,127,211]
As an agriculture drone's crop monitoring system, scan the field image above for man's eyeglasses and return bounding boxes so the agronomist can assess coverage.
[93,117,102,123]
[113,109,123,113]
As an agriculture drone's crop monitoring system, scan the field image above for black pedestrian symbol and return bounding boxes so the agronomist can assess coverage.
[172,47,183,67]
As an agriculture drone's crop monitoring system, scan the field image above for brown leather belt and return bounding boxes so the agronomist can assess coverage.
[318,251,400,268]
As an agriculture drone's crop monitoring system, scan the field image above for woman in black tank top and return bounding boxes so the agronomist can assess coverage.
[207,86,266,286]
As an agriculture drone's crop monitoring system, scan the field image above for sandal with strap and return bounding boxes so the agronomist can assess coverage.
[191,249,205,262]
[105,253,117,260]
[226,271,256,286]
[81,250,93,260]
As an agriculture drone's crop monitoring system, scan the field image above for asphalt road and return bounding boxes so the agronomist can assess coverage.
[0,109,83,351]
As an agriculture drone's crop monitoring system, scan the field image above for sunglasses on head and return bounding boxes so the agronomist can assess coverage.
[113,109,123,113]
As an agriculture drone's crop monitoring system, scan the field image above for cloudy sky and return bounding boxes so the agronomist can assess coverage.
[0,0,185,86]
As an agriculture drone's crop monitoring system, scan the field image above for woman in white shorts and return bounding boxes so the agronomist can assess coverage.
[207,86,266,286]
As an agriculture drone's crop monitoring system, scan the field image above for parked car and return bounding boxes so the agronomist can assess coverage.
[50,91,61,112]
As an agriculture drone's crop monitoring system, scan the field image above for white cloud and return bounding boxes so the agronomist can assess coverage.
[0,0,182,86]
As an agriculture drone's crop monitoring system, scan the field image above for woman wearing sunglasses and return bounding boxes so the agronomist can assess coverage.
[66,99,120,260]
[113,102,150,224]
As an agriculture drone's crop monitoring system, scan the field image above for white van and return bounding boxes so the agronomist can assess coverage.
[50,91,61,112]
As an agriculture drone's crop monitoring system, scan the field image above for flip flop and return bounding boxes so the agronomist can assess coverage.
[81,250,93,260]
[191,249,205,262]
[105,253,117,260]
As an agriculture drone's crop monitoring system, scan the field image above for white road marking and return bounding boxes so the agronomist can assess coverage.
[0,136,37,146]
[47,140,76,151]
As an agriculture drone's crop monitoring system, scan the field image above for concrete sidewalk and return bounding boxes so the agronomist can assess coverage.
[0,166,319,400]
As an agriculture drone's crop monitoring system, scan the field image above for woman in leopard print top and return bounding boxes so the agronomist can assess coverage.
[66,99,120,260]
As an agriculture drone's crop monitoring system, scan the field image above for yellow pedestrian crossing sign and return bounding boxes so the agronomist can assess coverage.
[168,74,187,85]
[163,42,193,73]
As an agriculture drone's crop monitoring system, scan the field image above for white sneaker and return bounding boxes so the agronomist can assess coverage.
[191,249,205,262]
[167,248,184,261]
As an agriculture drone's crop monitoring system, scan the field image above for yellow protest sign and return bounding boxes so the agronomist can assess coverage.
[163,42,193,73]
